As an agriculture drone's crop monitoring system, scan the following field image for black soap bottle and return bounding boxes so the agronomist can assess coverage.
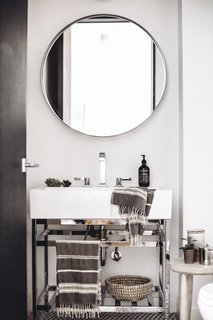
[138,155,150,187]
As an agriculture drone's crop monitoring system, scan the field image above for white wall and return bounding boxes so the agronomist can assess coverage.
[182,1,213,319]
[27,0,180,313]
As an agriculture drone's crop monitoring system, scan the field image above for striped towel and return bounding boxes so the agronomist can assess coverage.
[111,187,155,246]
[56,240,101,318]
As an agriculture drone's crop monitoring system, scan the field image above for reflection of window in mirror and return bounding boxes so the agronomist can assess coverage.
[63,21,153,136]
[45,33,64,118]
[42,15,166,137]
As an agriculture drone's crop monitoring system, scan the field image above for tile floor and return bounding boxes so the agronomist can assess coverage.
[28,310,178,319]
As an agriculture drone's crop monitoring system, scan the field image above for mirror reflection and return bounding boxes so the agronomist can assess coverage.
[42,15,166,137]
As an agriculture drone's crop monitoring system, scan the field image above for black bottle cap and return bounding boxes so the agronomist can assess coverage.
[141,154,146,165]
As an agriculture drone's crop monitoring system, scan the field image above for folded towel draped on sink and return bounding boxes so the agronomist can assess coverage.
[56,240,101,319]
[111,187,155,246]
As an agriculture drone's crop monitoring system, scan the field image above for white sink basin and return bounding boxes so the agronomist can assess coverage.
[30,187,172,220]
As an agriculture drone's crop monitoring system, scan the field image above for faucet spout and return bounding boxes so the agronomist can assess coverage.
[99,152,107,186]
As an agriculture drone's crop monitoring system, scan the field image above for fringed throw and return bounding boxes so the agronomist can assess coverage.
[111,187,155,246]
[56,240,101,318]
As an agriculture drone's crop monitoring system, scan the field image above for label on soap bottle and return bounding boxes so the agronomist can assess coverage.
[139,169,149,186]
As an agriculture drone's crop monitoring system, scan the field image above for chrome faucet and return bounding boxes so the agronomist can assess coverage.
[99,152,107,186]
[116,177,132,187]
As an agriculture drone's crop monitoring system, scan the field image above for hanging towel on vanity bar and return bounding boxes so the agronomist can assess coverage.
[56,240,101,319]
[111,187,155,246]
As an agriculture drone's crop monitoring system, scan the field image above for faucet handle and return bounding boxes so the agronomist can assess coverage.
[116,177,131,187]
[74,177,90,186]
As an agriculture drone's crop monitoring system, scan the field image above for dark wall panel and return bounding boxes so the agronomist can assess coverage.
[0,0,27,319]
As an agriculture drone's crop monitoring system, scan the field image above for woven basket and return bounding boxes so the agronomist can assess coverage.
[105,275,153,302]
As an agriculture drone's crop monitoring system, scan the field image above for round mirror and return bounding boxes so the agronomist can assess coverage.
[41,14,166,137]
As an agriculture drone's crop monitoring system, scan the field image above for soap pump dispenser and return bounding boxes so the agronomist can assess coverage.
[138,155,150,187]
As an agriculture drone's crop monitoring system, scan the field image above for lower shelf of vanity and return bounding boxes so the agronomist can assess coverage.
[37,285,165,313]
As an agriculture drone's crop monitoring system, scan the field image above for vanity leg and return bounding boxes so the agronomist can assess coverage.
[180,273,193,320]
[165,285,170,320]
[159,220,170,319]
[32,219,37,320]
[44,219,49,307]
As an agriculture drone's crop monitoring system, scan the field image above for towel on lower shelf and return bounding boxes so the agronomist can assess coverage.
[111,187,155,246]
[56,240,101,319]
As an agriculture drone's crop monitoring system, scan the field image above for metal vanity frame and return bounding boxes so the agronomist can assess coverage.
[32,219,170,319]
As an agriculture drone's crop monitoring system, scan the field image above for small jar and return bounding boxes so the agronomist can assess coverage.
[187,228,205,249]
[199,246,213,265]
